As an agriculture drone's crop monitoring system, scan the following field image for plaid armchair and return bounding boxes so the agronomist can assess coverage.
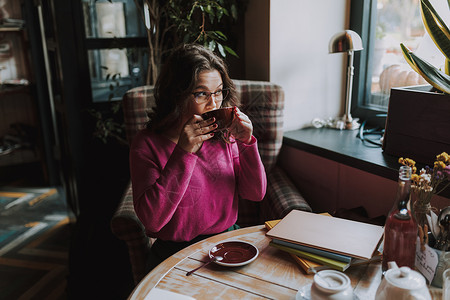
[111,80,311,285]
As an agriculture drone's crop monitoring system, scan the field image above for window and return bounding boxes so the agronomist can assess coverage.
[350,0,446,124]
[82,0,148,102]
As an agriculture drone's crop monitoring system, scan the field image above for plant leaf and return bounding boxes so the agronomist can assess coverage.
[231,4,238,20]
[400,43,421,74]
[420,0,450,60]
[217,7,223,22]
[214,30,226,39]
[223,45,238,58]
[410,52,450,94]
[217,43,226,57]
[446,58,450,75]
[208,40,216,52]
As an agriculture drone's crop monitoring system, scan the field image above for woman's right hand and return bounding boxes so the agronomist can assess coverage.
[178,115,218,153]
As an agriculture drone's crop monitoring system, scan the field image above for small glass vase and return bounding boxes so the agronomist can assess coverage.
[411,190,437,228]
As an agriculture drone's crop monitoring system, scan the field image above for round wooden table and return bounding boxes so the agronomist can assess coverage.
[128,225,442,299]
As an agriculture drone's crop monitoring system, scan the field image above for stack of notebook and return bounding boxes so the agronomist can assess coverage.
[265,210,384,274]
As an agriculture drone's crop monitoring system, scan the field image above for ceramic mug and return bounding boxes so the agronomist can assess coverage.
[201,107,234,131]
[310,270,353,300]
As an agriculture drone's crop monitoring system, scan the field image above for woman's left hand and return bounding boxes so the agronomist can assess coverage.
[228,107,253,144]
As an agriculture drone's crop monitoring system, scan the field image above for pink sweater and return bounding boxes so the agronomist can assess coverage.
[130,129,267,242]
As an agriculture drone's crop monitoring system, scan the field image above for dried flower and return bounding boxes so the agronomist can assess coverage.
[399,152,450,202]
[398,157,417,173]
[400,153,450,248]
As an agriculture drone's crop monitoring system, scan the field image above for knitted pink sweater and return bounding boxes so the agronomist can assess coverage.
[130,129,267,242]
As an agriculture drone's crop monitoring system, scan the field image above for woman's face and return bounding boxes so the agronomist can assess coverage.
[185,69,224,117]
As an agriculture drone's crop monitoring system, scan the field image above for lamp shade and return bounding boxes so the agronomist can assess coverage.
[329,30,363,53]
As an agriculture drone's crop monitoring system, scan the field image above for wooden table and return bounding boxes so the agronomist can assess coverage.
[129,225,442,299]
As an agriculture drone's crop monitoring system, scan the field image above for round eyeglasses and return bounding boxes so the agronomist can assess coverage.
[192,88,229,104]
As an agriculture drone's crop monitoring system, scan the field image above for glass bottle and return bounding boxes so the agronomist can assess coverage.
[382,166,418,274]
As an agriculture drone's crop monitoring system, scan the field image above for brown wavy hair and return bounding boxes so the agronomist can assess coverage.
[146,43,239,142]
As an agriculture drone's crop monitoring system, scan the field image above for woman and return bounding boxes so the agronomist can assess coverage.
[130,44,267,270]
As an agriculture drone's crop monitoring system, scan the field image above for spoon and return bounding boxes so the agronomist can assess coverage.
[186,256,223,276]
[310,268,329,287]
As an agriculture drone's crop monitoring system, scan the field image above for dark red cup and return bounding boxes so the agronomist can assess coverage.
[202,107,234,131]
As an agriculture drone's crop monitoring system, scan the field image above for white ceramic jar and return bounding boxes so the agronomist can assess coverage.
[310,270,353,300]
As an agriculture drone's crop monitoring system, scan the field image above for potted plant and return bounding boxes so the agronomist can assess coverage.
[382,0,450,165]
[134,0,242,85]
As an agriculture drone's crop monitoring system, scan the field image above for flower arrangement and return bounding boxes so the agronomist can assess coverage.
[399,153,450,201]
[399,152,450,250]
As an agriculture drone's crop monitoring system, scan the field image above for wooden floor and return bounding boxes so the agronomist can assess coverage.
[0,186,72,300]
[0,217,71,300]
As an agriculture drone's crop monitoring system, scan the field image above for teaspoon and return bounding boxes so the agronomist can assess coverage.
[186,256,223,276]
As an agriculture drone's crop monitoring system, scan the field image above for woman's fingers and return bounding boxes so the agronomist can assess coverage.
[229,107,253,143]
[178,115,217,153]
[194,119,218,134]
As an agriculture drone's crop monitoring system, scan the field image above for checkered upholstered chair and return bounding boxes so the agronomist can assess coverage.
[110,80,311,285]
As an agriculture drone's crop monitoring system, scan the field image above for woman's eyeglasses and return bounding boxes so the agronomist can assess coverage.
[192,89,229,104]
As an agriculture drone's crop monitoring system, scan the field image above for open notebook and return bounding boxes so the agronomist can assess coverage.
[266,210,384,260]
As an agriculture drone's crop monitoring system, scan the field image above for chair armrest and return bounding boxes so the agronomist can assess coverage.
[261,165,312,220]
[111,182,147,240]
[110,182,151,285]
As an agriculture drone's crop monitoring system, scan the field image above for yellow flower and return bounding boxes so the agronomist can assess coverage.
[434,161,446,170]
[411,174,421,185]
[399,157,417,173]
[436,152,449,164]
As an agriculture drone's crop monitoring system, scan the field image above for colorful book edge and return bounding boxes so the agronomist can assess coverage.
[271,238,352,263]
[265,219,327,274]
[265,211,384,260]
[269,241,350,272]
[264,216,380,273]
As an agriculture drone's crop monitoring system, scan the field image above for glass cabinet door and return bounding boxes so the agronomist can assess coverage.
[81,0,148,102]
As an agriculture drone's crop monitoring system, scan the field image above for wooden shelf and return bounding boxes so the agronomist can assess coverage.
[0,26,23,32]
[0,85,30,96]
[0,148,40,167]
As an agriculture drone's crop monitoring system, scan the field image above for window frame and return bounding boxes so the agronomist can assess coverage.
[81,0,149,103]
[350,0,389,127]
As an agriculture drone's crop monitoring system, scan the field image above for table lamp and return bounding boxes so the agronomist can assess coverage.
[328,30,363,130]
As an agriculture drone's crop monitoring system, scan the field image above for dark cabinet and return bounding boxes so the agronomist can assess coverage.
[0,2,50,184]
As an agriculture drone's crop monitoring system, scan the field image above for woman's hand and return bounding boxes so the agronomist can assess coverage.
[178,115,218,153]
[229,107,253,144]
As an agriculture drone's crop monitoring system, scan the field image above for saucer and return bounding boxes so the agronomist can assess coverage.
[295,284,312,300]
[209,241,258,267]
[295,284,360,300]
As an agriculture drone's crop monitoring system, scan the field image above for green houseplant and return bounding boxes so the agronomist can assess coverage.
[134,0,242,85]
[400,0,450,94]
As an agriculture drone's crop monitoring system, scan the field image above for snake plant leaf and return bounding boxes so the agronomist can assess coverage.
[400,43,421,74]
[446,58,450,75]
[420,0,450,60]
[410,52,450,94]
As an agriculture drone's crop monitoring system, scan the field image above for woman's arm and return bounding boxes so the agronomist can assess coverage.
[235,136,267,201]
[130,140,197,233]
